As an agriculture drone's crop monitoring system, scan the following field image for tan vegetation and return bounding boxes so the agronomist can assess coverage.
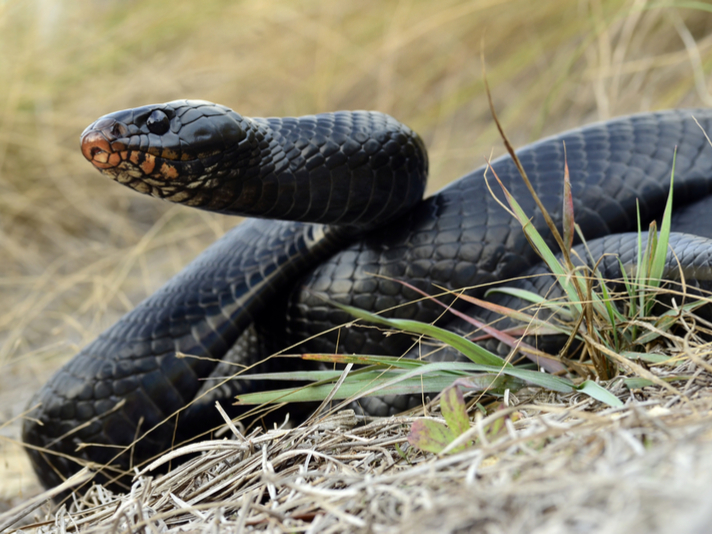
[0,0,711,531]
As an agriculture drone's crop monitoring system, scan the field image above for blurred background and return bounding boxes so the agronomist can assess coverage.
[0,0,710,506]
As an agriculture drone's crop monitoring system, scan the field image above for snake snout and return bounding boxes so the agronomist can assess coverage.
[81,118,128,169]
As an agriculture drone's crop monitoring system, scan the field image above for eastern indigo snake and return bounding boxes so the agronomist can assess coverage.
[22,101,712,491]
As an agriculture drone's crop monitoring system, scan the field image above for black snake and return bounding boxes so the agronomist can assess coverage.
[22,101,712,491]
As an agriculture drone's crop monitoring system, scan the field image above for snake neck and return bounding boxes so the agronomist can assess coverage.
[186,111,430,229]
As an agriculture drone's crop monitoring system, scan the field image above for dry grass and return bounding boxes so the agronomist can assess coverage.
[0,0,711,531]
[5,338,712,532]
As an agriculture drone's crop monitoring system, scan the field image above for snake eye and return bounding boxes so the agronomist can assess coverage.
[146,110,170,135]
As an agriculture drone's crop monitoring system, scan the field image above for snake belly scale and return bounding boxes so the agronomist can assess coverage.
[22,100,712,491]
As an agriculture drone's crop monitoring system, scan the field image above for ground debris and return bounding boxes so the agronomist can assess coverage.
[7,356,712,534]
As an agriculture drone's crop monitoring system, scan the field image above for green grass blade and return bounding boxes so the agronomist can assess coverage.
[233,357,621,406]
[622,352,674,364]
[328,300,508,367]
[562,154,575,251]
[624,375,693,390]
[649,150,676,287]
[230,369,369,381]
[387,280,565,373]
[487,366,573,393]
[594,273,621,350]
[574,380,623,407]
[484,287,574,321]
[302,353,428,369]
[494,174,586,313]
[235,370,521,405]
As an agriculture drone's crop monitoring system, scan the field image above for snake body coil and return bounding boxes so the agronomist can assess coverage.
[22,101,712,491]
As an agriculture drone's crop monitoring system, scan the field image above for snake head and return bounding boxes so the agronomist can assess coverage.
[80,100,261,206]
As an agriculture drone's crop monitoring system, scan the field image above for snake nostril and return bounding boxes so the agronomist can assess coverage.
[90,146,106,158]
[111,123,127,138]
